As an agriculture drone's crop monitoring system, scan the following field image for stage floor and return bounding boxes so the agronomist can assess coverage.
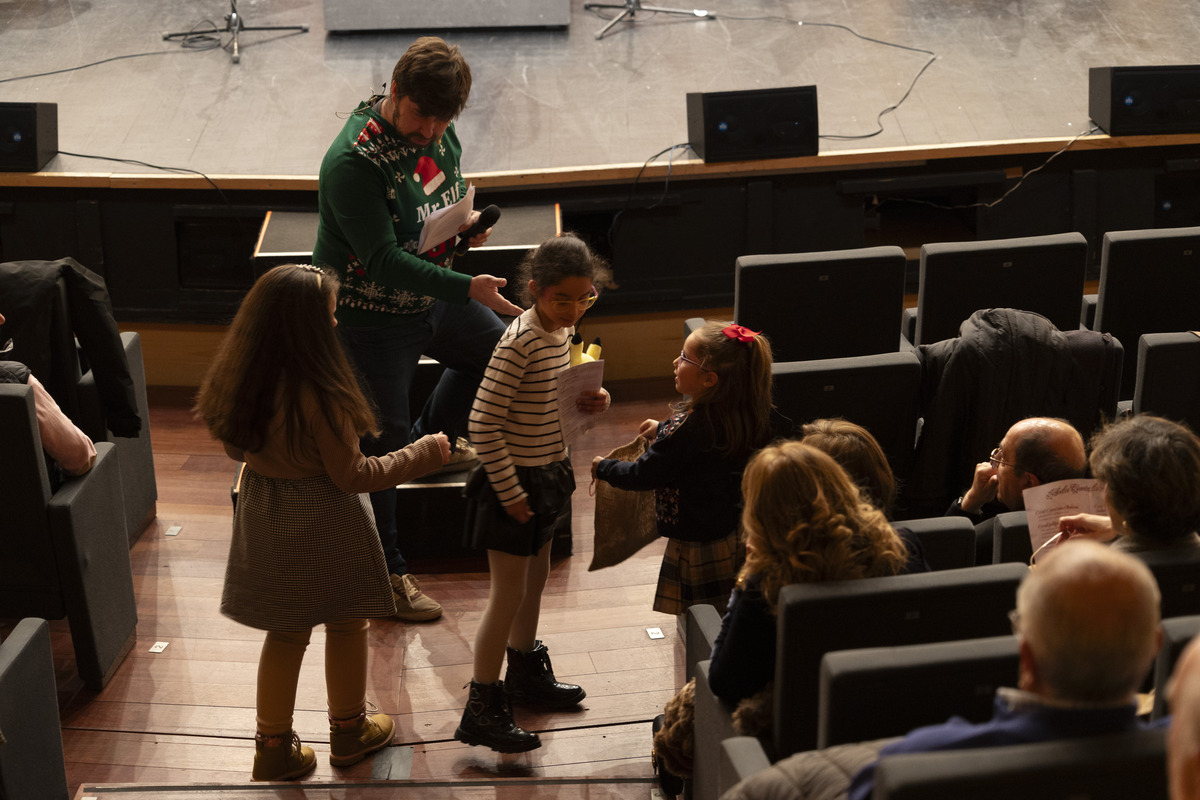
[1,0,1196,180]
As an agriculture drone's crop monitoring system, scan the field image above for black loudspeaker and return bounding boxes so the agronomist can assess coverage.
[0,102,58,172]
[1089,66,1200,136]
[686,86,818,163]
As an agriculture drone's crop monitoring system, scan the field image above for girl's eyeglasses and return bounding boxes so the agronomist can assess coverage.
[548,291,599,313]
[678,350,711,371]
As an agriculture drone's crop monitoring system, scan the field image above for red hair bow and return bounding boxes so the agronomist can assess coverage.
[722,324,761,343]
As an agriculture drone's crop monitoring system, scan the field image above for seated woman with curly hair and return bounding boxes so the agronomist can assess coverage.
[653,441,911,794]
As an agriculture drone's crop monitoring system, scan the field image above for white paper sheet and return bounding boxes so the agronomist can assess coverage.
[417,184,475,254]
[556,359,604,447]
[1021,478,1109,554]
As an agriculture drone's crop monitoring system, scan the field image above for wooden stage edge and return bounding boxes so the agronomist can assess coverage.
[6,131,1200,193]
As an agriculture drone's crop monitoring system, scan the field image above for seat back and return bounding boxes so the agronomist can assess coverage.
[818,635,1019,748]
[1138,548,1200,621]
[1134,331,1200,433]
[1153,615,1200,720]
[773,562,1027,756]
[772,350,921,487]
[735,246,906,361]
[1095,227,1200,399]
[873,728,1167,800]
[0,619,70,800]
[915,233,1088,346]
[896,516,976,571]
[0,385,64,617]
[990,510,1033,565]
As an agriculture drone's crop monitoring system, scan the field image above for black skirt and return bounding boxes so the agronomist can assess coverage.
[463,459,575,556]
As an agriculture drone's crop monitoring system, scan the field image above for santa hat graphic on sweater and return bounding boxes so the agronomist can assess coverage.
[413,156,446,196]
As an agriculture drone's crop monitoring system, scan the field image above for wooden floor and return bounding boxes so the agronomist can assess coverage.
[2,378,684,797]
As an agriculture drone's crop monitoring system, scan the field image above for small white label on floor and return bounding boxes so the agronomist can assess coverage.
[149,641,169,653]
[647,627,664,639]
[165,525,182,536]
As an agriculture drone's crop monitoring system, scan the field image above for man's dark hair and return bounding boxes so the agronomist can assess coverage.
[391,37,472,121]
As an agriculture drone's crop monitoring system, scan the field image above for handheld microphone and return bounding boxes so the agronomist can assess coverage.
[454,204,501,255]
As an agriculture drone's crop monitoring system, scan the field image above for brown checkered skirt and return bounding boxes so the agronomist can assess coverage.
[221,467,396,631]
[653,531,744,616]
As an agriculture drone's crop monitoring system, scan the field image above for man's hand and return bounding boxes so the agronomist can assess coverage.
[576,388,610,415]
[960,461,998,514]
[591,455,605,480]
[459,210,494,248]
[468,274,523,316]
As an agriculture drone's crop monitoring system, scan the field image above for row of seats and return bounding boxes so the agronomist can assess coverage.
[687,559,1200,800]
[734,226,1200,401]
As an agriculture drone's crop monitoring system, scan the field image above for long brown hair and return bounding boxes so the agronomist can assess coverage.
[800,418,897,518]
[738,441,908,612]
[676,320,773,459]
[194,264,378,459]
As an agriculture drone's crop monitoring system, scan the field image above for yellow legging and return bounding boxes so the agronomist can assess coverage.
[256,617,370,736]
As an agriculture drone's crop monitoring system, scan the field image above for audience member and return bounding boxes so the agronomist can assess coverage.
[653,441,910,796]
[1061,414,1200,554]
[0,311,96,483]
[799,418,929,573]
[947,416,1086,563]
[847,539,1163,800]
[1169,634,1200,800]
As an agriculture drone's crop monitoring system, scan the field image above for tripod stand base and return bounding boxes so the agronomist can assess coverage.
[162,5,308,64]
[583,0,711,39]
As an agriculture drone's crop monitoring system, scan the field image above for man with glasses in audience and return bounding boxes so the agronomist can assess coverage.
[946,417,1087,563]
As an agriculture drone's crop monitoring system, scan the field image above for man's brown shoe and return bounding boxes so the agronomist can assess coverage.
[391,573,442,622]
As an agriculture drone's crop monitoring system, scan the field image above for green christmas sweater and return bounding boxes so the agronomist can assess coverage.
[314,99,472,327]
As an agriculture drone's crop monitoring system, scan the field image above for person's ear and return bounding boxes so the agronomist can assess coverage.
[703,371,719,389]
[1017,638,1038,692]
[528,280,539,300]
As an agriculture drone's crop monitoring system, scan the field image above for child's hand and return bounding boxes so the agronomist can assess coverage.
[505,496,533,524]
[576,388,610,415]
[591,455,605,480]
[638,418,660,440]
[432,432,452,465]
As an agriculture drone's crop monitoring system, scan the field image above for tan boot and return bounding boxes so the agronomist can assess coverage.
[391,573,442,622]
[329,709,395,767]
[252,730,316,781]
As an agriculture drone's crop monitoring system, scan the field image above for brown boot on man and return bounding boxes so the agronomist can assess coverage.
[390,573,442,622]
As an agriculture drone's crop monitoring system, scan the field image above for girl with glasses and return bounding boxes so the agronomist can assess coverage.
[456,232,613,753]
[592,319,774,616]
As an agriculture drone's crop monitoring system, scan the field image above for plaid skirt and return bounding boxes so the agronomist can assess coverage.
[653,531,744,616]
[221,467,396,631]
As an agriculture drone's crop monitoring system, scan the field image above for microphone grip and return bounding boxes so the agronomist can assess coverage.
[455,204,502,255]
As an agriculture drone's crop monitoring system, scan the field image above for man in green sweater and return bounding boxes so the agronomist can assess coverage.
[314,36,522,621]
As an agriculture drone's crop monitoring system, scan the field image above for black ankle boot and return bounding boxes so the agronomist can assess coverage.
[505,640,587,709]
[454,680,541,753]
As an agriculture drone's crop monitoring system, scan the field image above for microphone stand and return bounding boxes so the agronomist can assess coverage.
[583,0,712,40]
[163,0,309,64]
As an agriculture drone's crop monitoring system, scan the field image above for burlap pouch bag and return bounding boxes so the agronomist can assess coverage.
[590,435,658,571]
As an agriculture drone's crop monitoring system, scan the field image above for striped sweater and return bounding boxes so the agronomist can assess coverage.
[469,307,571,506]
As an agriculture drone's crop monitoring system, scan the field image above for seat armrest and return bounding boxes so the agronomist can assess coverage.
[686,603,724,682]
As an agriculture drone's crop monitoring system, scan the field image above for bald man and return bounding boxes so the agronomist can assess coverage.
[1170,635,1200,800]
[950,417,1088,518]
[848,540,1163,800]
